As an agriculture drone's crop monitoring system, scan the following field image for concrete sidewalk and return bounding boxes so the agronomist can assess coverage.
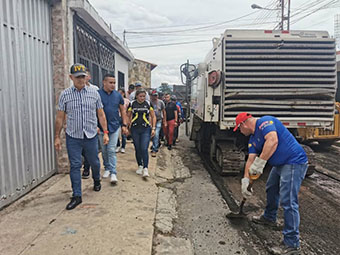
[0,141,158,255]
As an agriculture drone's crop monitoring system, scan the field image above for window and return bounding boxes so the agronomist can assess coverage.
[118,71,125,90]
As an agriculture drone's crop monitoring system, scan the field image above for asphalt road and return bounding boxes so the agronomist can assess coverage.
[211,143,340,255]
[173,129,340,254]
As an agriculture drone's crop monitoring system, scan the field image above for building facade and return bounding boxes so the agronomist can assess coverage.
[0,0,134,209]
[129,59,157,89]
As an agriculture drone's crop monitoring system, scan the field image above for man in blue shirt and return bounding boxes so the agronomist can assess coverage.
[55,63,109,210]
[234,112,308,255]
[98,74,128,184]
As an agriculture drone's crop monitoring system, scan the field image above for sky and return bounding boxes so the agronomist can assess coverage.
[89,0,340,88]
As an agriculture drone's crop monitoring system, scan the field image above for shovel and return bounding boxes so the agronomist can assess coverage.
[226,180,254,219]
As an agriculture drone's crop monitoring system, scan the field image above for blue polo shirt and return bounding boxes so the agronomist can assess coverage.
[98,88,124,133]
[248,116,307,166]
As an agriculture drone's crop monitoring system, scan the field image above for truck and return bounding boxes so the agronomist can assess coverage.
[297,58,340,146]
[188,29,338,175]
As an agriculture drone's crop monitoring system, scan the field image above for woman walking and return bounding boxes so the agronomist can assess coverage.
[127,89,156,177]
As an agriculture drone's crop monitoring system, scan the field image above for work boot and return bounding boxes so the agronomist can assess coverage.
[268,242,301,255]
[93,180,101,191]
[252,215,283,230]
[66,196,82,210]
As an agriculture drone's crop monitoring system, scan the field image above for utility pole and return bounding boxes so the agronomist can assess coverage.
[279,0,291,30]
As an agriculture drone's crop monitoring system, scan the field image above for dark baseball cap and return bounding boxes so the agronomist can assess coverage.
[70,63,86,77]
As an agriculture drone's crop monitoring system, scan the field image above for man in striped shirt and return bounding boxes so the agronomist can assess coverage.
[54,63,109,210]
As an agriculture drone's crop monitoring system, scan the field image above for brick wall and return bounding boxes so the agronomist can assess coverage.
[128,60,153,88]
[51,0,70,173]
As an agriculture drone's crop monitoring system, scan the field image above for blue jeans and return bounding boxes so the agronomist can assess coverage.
[131,126,151,168]
[151,121,162,152]
[82,149,91,171]
[99,128,120,174]
[263,163,308,248]
[66,134,101,197]
[117,133,126,149]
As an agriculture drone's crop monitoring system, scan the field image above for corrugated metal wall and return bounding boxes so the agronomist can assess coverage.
[0,0,56,209]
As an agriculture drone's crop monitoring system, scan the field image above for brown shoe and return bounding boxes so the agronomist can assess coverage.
[151,151,157,157]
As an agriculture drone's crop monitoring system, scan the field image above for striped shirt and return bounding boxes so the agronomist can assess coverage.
[58,86,103,139]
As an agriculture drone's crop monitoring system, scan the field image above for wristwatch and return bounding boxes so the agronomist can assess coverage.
[122,124,127,127]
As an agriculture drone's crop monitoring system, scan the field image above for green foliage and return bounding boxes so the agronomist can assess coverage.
[158,83,172,94]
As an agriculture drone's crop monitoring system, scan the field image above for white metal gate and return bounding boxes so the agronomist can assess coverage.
[0,0,56,209]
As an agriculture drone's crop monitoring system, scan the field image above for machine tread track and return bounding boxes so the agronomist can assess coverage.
[214,141,245,175]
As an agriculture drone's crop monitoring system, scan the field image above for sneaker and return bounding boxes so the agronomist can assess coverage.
[120,148,125,153]
[93,180,101,192]
[167,145,172,150]
[268,242,301,255]
[82,169,90,179]
[110,174,118,184]
[136,166,143,175]
[252,215,283,230]
[151,151,157,157]
[142,168,149,177]
[115,147,120,153]
[103,170,110,178]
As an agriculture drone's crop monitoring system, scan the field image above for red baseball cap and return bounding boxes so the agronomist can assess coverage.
[233,112,253,132]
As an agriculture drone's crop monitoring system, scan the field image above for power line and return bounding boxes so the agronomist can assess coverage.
[291,0,338,25]
[125,11,258,34]
[129,39,211,49]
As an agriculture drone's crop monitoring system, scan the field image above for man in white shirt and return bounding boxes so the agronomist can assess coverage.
[85,67,99,90]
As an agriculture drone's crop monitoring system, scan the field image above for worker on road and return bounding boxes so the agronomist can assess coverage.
[234,112,308,255]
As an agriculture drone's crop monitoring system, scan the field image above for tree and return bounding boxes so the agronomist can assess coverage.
[158,83,172,94]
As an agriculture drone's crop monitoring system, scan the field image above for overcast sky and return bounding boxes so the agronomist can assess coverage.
[89,0,340,87]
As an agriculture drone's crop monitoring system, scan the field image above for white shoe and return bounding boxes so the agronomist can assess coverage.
[142,168,149,177]
[110,174,118,184]
[115,147,120,153]
[120,148,125,153]
[136,166,143,175]
[103,170,110,178]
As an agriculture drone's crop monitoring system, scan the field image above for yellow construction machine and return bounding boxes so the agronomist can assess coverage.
[298,59,340,147]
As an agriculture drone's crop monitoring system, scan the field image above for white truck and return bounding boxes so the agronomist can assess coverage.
[189,29,338,174]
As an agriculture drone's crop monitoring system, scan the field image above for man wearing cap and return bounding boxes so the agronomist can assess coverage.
[129,82,150,101]
[126,84,135,100]
[234,113,308,255]
[150,91,166,157]
[54,63,109,210]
